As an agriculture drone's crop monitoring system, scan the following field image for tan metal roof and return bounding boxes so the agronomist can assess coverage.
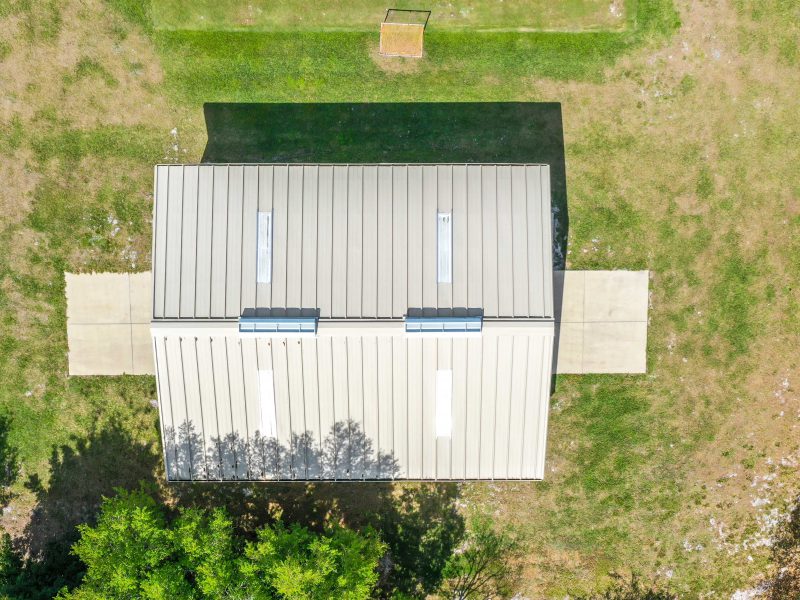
[153,321,553,481]
[152,164,554,320]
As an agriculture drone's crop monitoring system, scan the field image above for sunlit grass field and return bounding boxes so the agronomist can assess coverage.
[0,0,799,596]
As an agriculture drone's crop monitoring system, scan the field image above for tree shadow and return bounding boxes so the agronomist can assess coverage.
[163,418,400,482]
[0,415,19,508]
[4,421,160,599]
[166,418,463,597]
[172,476,463,598]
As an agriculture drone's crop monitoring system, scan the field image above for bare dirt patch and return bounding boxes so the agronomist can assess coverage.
[369,41,423,74]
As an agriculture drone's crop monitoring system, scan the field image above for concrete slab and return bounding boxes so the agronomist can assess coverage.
[129,272,152,324]
[584,270,649,323]
[553,270,585,323]
[66,272,154,376]
[582,321,648,374]
[554,322,584,374]
[66,273,131,324]
[68,324,133,376]
[131,324,155,375]
[554,270,649,374]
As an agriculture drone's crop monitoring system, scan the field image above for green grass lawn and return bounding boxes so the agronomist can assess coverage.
[151,0,630,32]
[2,0,800,597]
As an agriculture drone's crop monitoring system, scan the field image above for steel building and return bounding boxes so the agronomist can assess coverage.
[151,164,554,481]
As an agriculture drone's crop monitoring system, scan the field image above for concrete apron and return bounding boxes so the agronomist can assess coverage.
[66,272,154,376]
[65,270,648,376]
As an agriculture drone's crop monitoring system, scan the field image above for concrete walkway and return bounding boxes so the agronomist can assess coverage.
[66,270,648,376]
[553,270,649,374]
[66,272,154,376]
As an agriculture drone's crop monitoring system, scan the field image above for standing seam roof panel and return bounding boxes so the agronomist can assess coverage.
[155,331,553,481]
[153,164,553,320]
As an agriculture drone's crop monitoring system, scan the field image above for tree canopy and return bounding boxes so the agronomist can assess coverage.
[57,490,385,600]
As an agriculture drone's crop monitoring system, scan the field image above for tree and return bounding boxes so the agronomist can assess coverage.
[439,515,523,600]
[242,523,385,600]
[61,490,193,599]
[57,489,385,600]
[377,485,465,598]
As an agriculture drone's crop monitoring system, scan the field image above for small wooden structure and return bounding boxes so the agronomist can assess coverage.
[379,9,430,58]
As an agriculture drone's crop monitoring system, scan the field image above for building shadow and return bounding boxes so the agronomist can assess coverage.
[201,101,568,270]
[202,101,569,388]
[3,421,161,599]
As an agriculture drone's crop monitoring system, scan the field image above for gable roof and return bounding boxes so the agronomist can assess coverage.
[152,164,553,321]
[151,163,555,482]
[153,321,553,481]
